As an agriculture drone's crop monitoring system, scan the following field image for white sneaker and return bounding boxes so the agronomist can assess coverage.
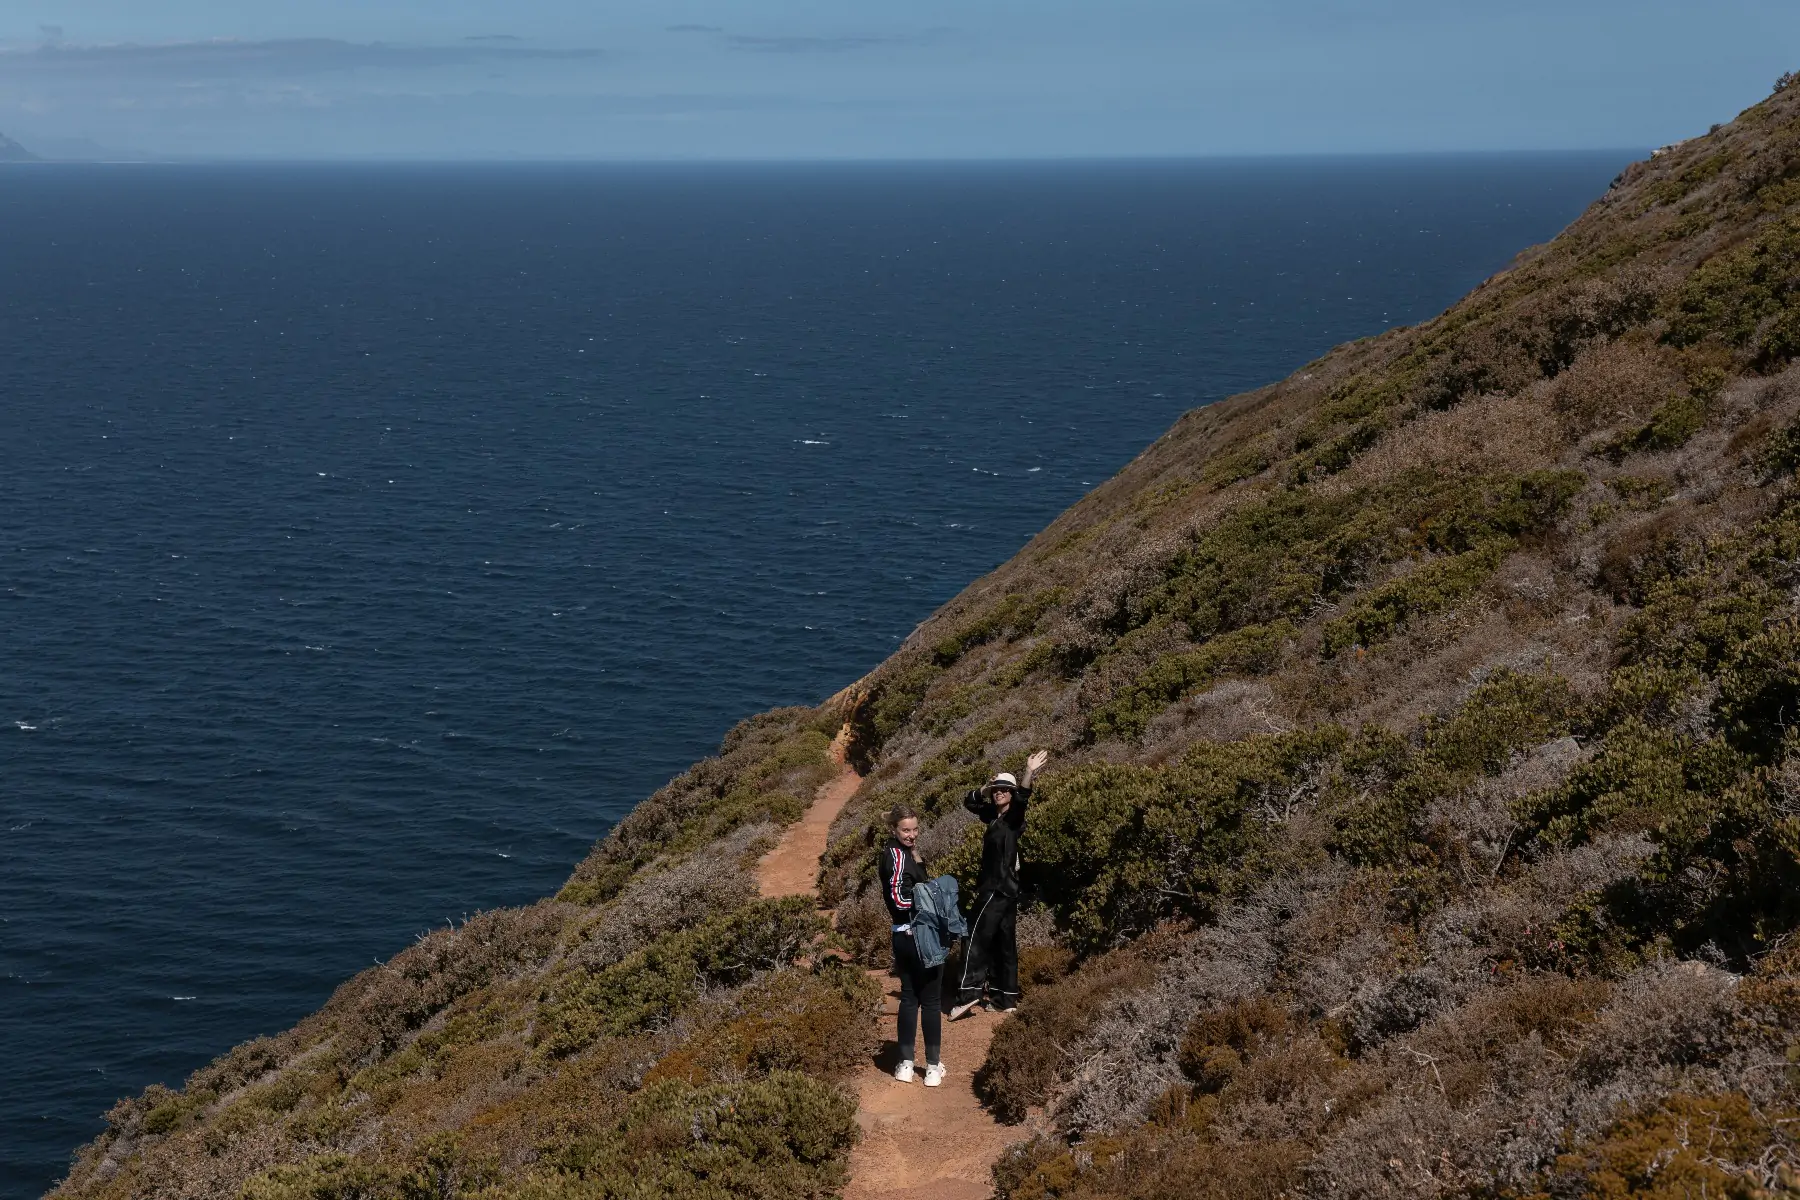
[923,1062,947,1088]
[949,999,982,1021]
[893,1060,915,1083]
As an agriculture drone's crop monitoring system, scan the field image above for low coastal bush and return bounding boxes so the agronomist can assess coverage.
[1667,212,1800,369]
[240,1073,857,1200]
[559,710,833,905]
[1320,542,1507,656]
[1023,729,1346,951]
[516,1072,858,1200]
[976,936,1168,1122]
[327,903,569,1065]
[1087,621,1293,742]
[535,897,826,1057]
[645,959,880,1085]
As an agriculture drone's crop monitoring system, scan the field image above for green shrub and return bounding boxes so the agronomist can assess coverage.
[1321,542,1507,656]
[1716,622,1800,760]
[1756,413,1800,477]
[1320,673,1574,866]
[1517,719,1701,847]
[242,1155,399,1200]
[932,589,1065,668]
[1319,726,1446,867]
[1120,469,1581,659]
[1292,417,1386,478]
[1515,718,1800,962]
[1616,569,1782,674]
[140,1085,216,1136]
[1026,729,1347,950]
[1200,437,1276,486]
[535,897,826,1057]
[1611,391,1709,456]
[1088,621,1293,741]
[1602,364,1727,458]
[848,655,941,768]
[507,1072,857,1200]
[644,959,880,1085]
[1667,213,1800,368]
[1424,669,1579,776]
[1143,487,1386,640]
[1415,469,1585,554]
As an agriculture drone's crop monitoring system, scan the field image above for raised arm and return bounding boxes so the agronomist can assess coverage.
[963,788,994,820]
[1021,749,1050,789]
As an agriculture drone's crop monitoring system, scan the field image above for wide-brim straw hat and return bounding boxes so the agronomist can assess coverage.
[980,771,1020,797]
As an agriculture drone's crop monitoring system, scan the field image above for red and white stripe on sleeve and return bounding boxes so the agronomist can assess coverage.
[889,848,911,911]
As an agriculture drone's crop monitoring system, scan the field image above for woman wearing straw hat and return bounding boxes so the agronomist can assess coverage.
[950,748,1049,1019]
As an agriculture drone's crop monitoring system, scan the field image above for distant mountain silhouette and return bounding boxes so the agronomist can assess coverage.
[0,131,39,161]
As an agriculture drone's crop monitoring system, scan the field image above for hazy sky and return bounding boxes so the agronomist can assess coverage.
[2,1,1797,159]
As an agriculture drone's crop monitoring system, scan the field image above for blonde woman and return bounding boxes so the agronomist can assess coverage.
[877,804,944,1086]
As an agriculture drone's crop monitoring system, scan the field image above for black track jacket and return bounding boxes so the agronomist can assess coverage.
[878,837,927,924]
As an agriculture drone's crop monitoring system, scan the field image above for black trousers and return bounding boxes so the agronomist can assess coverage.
[955,891,1019,1008]
[892,930,942,1065]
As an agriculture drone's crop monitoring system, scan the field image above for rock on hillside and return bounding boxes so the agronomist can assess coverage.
[51,70,1800,1200]
[0,131,39,161]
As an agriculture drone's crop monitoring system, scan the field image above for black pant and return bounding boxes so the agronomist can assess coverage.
[892,930,942,1066]
[955,892,1018,1008]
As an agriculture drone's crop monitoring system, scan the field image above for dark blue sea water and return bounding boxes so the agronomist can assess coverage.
[0,154,1631,1196]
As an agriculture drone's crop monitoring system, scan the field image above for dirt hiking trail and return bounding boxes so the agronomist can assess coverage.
[757,733,1020,1200]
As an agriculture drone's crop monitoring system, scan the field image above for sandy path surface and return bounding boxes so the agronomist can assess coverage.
[757,765,861,899]
[755,740,1020,1200]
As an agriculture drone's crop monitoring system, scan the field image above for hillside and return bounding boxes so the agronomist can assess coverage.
[52,72,1800,1200]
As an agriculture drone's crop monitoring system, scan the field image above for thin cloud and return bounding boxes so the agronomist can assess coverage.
[666,24,723,34]
[463,35,523,43]
[1,37,603,78]
[725,34,903,53]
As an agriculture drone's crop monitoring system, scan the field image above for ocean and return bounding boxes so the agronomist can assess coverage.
[0,154,1630,1195]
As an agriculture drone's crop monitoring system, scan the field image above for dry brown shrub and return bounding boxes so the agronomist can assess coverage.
[1055,875,1357,1135]
[564,820,767,972]
[1324,390,1569,497]
[976,930,1176,1123]
[832,886,894,967]
[324,902,571,1066]
[1596,503,1691,601]
[996,1127,1311,1200]
[1545,337,1686,437]
[1407,974,1611,1089]
[1139,679,1294,757]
